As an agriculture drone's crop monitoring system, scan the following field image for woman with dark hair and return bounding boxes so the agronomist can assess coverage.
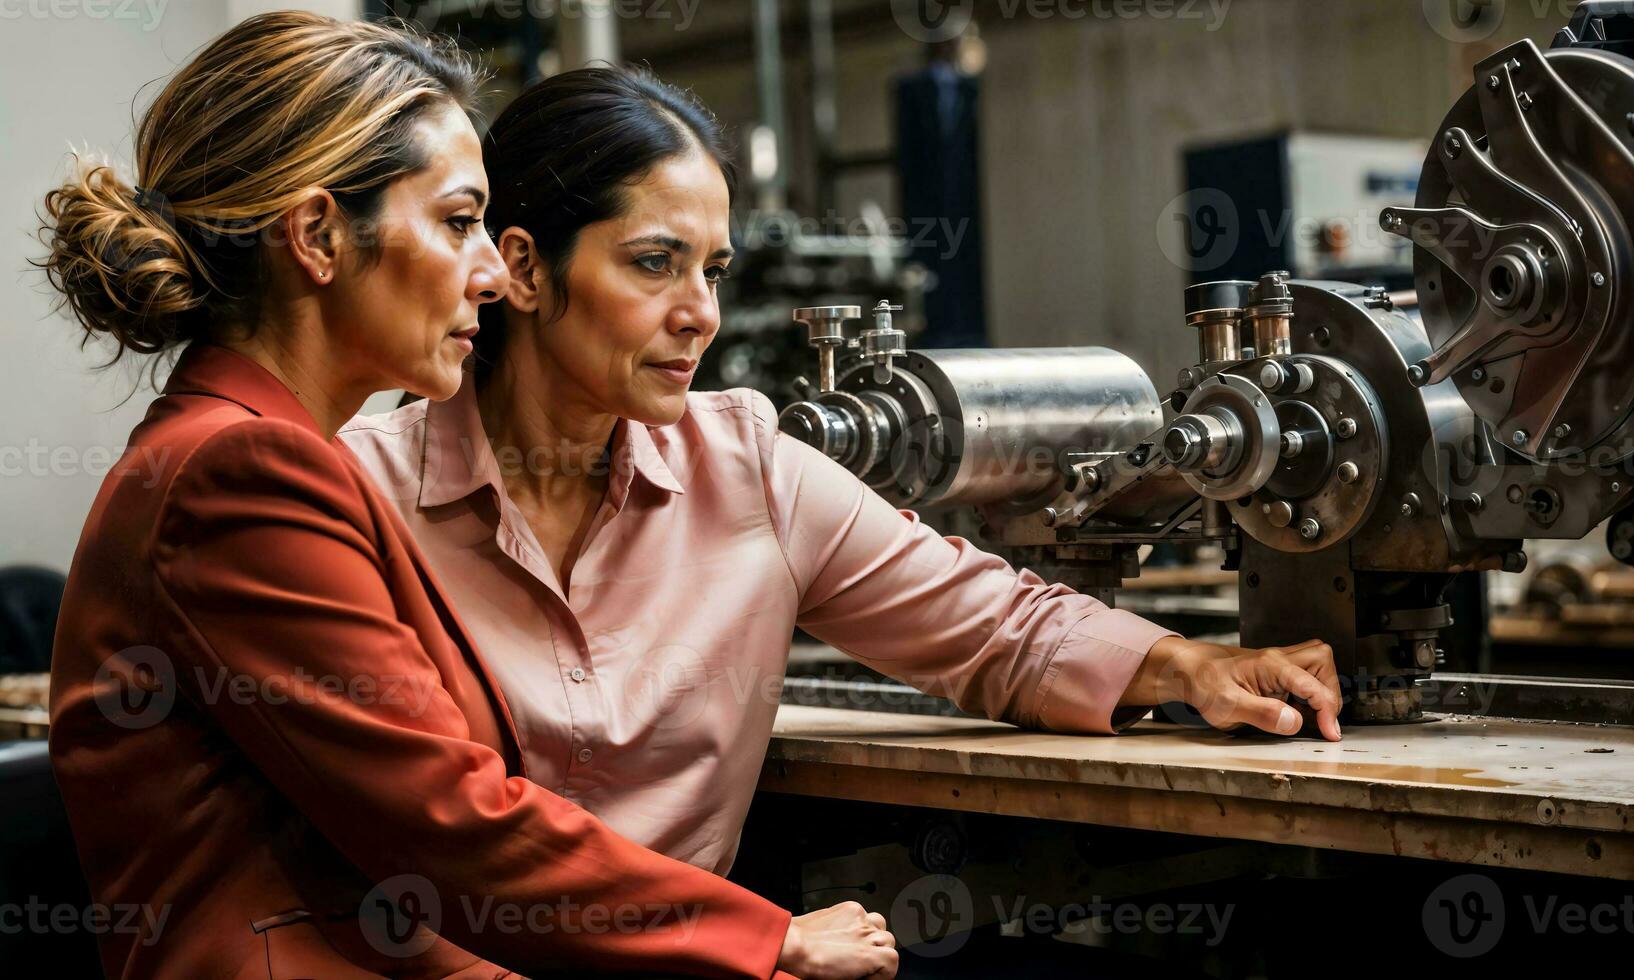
[46,15,819,979]
[340,63,1344,974]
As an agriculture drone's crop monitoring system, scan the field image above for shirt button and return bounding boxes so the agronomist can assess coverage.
[569,667,587,682]
[576,748,593,764]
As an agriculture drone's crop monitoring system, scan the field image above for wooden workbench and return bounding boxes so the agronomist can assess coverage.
[761,706,1634,880]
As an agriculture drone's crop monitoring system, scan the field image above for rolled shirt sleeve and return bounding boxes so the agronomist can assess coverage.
[751,392,1178,734]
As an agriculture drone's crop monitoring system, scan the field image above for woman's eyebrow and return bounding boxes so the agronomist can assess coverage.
[441,185,487,208]
[621,234,736,261]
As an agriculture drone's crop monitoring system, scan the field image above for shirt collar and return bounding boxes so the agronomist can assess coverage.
[418,374,686,510]
[161,342,324,436]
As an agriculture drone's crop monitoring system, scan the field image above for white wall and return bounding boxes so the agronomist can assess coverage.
[1,1,357,572]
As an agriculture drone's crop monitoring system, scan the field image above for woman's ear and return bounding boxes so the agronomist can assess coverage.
[281,188,342,285]
[497,226,544,314]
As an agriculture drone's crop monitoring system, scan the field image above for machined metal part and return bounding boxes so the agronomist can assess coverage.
[1230,354,1389,554]
[1184,280,1253,364]
[1246,271,1295,358]
[1170,373,1281,501]
[782,346,1163,512]
[793,306,862,392]
[1400,39,1634,464]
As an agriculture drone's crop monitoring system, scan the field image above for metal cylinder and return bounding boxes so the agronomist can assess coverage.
[781,347,1161,510]
[1247,271,1294,358]
[905,348,1162,509]
[1184,280,1252,364]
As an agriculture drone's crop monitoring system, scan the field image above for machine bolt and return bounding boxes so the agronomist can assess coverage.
[1264,500,1295,528]
[1041,507,1060,528]
[1512,429,1529,446]
[1503,550,1529,573]
[1470,366,1486,382]
[1553,423,1572,440]
[1488,75,1501,90]
[1313,326,1332,346]
[1177,366,1200,388]
[1259,361,1286,391]
[1336,461,1360,484]
[1614,482,1623,494]
[1336,417,1358,439]
[1518,91,1534,111]
[1594,272,1607,287]
[1406,360,1430,386]
[1163,421,1207,468]
[1466,492,1485,513]
[1280,430,1305,459]
[1444,133,1463,157]
[1400,492,1422,517]
[1298,518,1322,541]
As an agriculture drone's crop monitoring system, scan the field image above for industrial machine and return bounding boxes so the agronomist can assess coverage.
[776,4,1634,723]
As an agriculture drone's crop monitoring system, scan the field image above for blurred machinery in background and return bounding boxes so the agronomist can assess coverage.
[779,5,1634,724]
[1183,132,1425,289]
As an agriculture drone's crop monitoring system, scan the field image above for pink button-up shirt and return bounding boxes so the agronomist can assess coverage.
[337,379,1177,875]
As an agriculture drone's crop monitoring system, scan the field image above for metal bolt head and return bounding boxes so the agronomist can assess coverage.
[1265,500,1295,528]
[1518,91,1534,111]
[1512,429,1529,447]
[1594,272,1607,287]
[1466,492,1485,513]
[1163,421,1205,467]
[1298,518,1322,541]
[1488,75,1501,90]
[1336,461,1359,484]
[1444,133,1463,157]
[1553,423,1572,440]
[1177,366,1199,388]
[1336,418,1358,439]
[1470,366,1486,382]
[1382,212,1404,232]
[1259,361,1286,391]
[1400,492,1422,517]
[1313,326,1332,346]
[1279,430,1305,459]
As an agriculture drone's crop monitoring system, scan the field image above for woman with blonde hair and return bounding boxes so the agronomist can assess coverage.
[44,12,866,979]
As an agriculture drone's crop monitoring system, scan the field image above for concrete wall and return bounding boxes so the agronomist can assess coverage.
[0,1,357,571]
[976,0,1557,402]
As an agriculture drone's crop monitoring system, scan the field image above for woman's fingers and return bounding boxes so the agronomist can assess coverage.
[1267,657,1343,741]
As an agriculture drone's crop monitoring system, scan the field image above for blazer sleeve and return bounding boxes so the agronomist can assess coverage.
[150,417,791,979]
[749,392,1177,734]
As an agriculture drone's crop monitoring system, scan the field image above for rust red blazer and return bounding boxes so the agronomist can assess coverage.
[49,344,795,979]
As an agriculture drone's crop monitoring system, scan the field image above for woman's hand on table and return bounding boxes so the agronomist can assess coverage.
[1124,636,1344,741]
